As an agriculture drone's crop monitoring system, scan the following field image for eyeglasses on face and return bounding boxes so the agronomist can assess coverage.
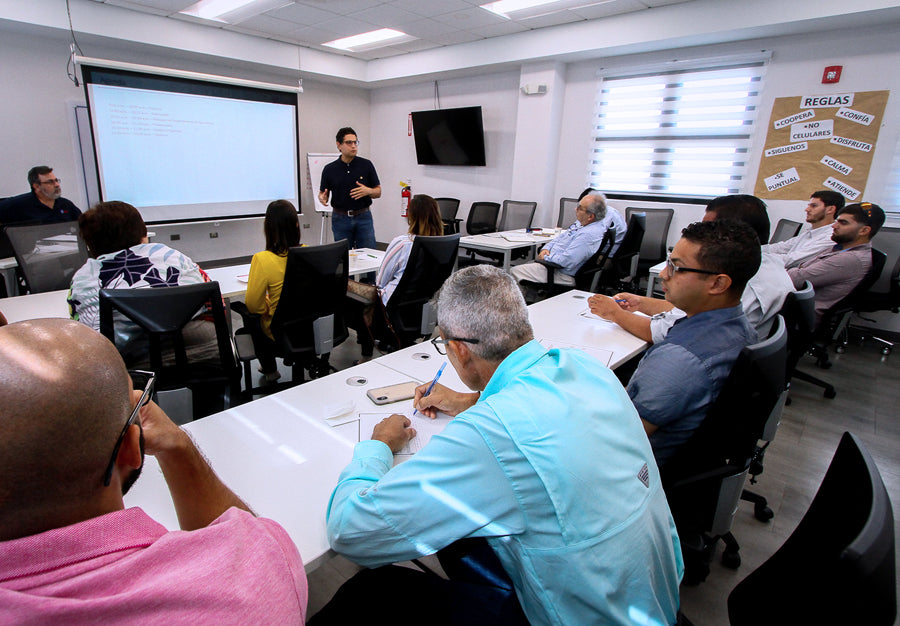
[103,370,156,487]
[664,256,719,277]
[342,140,359,146]
[431,336,480,355]
[39,178,61,185]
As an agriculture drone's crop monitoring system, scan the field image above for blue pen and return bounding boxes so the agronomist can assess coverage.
[614,298,628,303]
[414,362,446,416]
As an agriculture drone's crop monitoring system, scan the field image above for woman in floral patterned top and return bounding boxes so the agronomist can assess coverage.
[67,201,215,362]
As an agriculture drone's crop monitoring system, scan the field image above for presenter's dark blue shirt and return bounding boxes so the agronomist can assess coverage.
[0,191,82,225]
[319,156,380,212]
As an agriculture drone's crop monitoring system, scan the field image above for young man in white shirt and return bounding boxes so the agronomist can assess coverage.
[763,190,844,268]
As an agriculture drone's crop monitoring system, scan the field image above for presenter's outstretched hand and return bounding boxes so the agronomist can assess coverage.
[373,414,417,453]
[349,182,373,200]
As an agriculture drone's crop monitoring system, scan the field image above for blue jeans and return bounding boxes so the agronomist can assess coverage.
[332,210,376,250]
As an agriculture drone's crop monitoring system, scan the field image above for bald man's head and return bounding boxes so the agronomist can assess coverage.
[0,319,132,537]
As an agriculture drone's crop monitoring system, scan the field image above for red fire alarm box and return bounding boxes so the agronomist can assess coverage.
[822,66,842,84]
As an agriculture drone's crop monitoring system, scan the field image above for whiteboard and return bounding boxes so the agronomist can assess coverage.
[308,153,339,213]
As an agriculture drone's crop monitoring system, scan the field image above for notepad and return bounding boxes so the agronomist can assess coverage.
[357,410,452,459]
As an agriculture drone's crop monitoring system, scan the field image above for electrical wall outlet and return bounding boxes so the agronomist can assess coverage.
[209,232,218,238]
[170,234,180,241]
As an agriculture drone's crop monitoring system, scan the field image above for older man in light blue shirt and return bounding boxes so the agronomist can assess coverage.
[314,265,683,626]
[509,193,609,288]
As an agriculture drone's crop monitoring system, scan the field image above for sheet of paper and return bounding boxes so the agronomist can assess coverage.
[538,337,613,367]
[578,308,618,325]
[357,410,452,459]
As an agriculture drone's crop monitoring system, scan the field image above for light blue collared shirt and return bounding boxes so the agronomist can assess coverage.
[326,340,683,626]
[541,219,608,276]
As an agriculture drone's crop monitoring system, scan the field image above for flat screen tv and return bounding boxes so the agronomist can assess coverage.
[411,106,486,166]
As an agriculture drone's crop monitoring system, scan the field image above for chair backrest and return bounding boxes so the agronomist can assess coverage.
[574,226,616,292]
[780,281,816,380]
[498,200,537,231]
[663,317,788,536]
[558,197,579,228]
[727,432,896,626]
[869,226,900,294]
[769,218,803,244]
[600,212,645,289]
[385,234,460,344]
[465,202,501,236]
[820,248,886,337]
[5,221,88,293]
[99,282,238,394]
[626,207,673,266]
[435,197,461,221]
[272,240,349,356]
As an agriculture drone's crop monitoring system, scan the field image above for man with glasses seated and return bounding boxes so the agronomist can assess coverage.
[0,165,81,225]
[313,265,683,626]
[608,220,760,469]
[0,319,307,622]
[318,126,380,252]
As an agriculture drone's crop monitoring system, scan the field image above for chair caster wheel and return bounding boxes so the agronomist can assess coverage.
[754,504,774,522]
[824,387,837,399]
[882,347,892,356]
[721,549,741,569]
[835,345,846,354]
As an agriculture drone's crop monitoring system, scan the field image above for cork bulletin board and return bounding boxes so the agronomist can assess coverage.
[754,90,890,201]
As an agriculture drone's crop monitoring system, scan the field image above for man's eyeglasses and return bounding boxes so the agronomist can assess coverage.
[103,370,156,487]
[431,336,480,355]
[342,140,359,146]
[39,178,61,185]
[665,256,718,277]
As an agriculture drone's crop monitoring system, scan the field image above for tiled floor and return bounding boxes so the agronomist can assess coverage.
[249,327,900,624]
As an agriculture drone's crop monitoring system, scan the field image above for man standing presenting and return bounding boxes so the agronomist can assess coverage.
[0,166,82,225]
[318,127,380,250]
[0,319,307,622]
[788,202,884,324]
[623,220,760,468]
[315,265,683,626]
[763,190,844,268]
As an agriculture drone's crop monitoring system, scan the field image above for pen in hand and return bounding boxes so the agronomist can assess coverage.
[413,362,446,416]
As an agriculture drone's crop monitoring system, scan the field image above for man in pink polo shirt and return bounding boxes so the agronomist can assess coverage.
[0,319,307,623]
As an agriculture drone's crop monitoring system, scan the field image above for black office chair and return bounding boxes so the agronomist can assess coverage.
[459,201,501,266]
[557,197,579,228]
[464,201,501,236]
[807,247,886,374]
[518,226,615,302]
[727,432,896,626]
[625,207,672,286]
[367,234,460,352]
[5,221,89,293]
[841,226,900,356]
[595,211,645,294]
[99,281,242,420]
[769,218,803,244]
[435,197,462,235]
[233,240,349,393]
[662,316,787,584]
[498,200,536,231]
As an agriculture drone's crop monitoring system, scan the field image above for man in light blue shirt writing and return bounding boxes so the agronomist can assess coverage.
[314,265,683,626]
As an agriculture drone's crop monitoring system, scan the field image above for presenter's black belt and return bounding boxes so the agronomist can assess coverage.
[332,207,370,217]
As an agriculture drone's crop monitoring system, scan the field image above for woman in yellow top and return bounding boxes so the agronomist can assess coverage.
[245,199,301,380]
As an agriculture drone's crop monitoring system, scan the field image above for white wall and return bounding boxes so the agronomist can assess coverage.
[368,71,521,242]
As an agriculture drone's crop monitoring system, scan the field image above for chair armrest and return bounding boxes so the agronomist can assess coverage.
[346,291,372,305]
[536,259,563,286]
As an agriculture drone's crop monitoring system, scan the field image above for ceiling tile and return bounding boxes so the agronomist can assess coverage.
[295,0,385,16]
[432,30,484,46]
[391,39,444,53]
[315,16,391,37]
[401,18,460,39]
[265,3,339,25]
[518,10,584,29]
[237,13,309,35]
[470,20,530,38]
[387,0,474,18]
[104,0,197,13]
[431,7,509,29]
[572,0,647,19]
[286,24,345,45]
[353,5,425,27]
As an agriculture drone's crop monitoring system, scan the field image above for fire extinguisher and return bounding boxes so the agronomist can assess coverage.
[400,181,411,217]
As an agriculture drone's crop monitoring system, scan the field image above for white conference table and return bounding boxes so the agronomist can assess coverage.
[0,249,385,325]
[459,228,561,272]
[124,289,648,573]
[646,260,666,297]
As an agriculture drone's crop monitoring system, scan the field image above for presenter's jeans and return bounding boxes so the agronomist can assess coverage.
[332,210,376,251]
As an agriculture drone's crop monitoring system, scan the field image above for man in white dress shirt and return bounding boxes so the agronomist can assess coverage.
[763,190,844,268]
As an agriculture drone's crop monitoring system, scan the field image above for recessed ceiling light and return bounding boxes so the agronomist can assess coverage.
[481,0,613,20]
[180,0,289,23]
[323,28,415,52]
